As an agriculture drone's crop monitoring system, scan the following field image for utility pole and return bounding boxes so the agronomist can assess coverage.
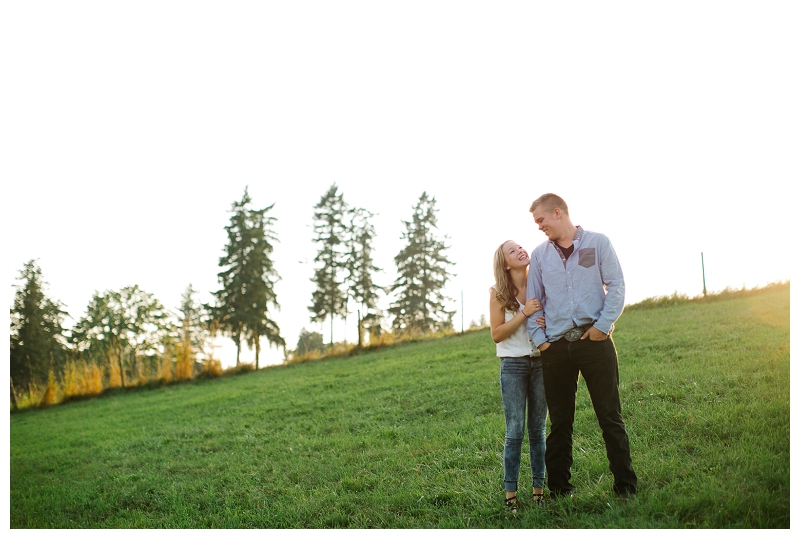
[357,309,362,349]
[701,252,707,297]
[461,291,464,333]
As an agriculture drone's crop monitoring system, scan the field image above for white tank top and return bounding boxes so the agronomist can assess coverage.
[493,287,540,358]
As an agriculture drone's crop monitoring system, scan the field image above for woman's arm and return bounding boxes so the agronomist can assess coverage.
[490,288,541,344]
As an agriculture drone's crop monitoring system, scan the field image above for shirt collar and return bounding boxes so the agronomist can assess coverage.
[550,226,583,266]
[573,225,584,244]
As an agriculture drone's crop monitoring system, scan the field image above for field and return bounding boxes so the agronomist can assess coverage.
[10,284,790,528]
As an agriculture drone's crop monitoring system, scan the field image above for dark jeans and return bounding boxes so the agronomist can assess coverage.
[540,336,637,496]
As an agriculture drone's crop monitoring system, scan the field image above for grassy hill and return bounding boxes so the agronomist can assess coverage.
[10,284,790,528]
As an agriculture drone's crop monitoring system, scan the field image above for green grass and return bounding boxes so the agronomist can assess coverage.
[10,284,790,528]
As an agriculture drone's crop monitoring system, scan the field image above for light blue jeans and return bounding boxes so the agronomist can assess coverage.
[500,356,548,491]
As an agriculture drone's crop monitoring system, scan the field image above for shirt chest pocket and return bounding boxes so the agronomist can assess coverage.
[578,248,596,268]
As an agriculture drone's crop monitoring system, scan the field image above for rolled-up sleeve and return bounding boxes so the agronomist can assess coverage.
[526,252,548,347]
[594,236,625,334]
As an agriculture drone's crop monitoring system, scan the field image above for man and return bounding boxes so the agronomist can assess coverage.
[525,193,637,500]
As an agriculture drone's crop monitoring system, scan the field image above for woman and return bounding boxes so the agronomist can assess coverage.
[490,239,548,512]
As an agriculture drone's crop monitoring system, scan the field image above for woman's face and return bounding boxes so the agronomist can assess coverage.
[503,241,529,270]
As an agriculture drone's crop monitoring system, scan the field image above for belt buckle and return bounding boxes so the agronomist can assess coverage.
[564,327,583,342]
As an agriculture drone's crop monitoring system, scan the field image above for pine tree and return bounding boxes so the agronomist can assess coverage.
[309,184,348,348]
[211,187,283,369]
[178,284,206,358]
[211,191,249,366]
[345,206,382,347]
[389,192,456,334]
[245,201,285,368]
[9,260,67,400]
[174,284,209,377]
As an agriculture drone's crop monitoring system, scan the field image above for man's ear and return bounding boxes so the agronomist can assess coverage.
[553,208,562,219]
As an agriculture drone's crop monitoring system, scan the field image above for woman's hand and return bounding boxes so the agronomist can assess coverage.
[536,315,546,328]
[522,298,542,317]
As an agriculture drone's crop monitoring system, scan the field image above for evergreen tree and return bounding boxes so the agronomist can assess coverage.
[174,284,210,375]
[210,191,249,366]
[177,284,207,358]
[246,202,285,368]
[389,192,456,334]
[309,184,348,348]
[345,206,382,347]
[9,260,68,399]
[211,187,283,369]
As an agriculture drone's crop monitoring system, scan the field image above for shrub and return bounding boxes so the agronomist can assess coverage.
[174,342,195,381]
[198,358,223,379]
[41,371,60,406]
[224,362,255,376]
[63,359,104,399]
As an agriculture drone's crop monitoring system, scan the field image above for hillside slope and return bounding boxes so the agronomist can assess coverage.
[10,284,790,528]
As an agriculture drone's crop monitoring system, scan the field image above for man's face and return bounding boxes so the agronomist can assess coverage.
[532,207,560,240]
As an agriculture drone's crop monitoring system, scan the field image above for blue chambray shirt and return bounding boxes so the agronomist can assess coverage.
[526,226,625,347]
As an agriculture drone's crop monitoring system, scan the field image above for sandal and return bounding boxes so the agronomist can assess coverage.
[505,495,518,514]
[532,492,545,506]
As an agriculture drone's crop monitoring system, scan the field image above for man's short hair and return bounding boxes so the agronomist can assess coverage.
[530,193,569,216]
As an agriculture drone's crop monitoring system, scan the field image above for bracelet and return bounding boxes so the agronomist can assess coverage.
[522,310,531,318]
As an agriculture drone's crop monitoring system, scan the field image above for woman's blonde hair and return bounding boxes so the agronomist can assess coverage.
[493,240,521,314]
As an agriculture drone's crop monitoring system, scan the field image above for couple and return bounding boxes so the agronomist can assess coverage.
[489,193,637,512]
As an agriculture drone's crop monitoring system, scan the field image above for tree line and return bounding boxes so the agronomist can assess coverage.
[9,184,455,408]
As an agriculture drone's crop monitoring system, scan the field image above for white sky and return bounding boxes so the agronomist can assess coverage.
[2,1,796,369]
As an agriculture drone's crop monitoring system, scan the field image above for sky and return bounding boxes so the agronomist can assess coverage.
[3,1,796,370]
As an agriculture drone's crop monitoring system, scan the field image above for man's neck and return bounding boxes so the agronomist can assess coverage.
[554,225,578,248]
